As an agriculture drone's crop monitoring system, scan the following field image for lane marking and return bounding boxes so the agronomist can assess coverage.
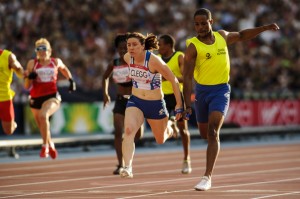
[251,191,300,199]
[117,178,300,199]
[1,151,299,181]
[0,168,299,198]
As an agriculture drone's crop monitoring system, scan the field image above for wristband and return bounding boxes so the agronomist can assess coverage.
[175,108,183,114]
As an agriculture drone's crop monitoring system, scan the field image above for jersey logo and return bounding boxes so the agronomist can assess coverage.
[206,53,211,59]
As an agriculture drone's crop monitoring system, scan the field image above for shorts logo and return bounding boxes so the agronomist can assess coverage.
[159,108,165,115]
[224,92,230,98]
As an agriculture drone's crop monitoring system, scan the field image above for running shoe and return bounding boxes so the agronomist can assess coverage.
[120,166,133,178]
[181,160,192,174]
[113,165,122,175]
[40,146,49,158]
[194,176,211,191]
[49,147,58,159]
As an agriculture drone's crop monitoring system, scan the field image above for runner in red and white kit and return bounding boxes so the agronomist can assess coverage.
[24,38,76,159]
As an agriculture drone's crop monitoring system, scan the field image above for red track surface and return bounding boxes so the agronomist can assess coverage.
[0,143,299,199]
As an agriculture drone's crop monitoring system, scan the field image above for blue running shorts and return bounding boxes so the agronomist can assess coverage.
[126,95,168,119]
[194,83,230,123]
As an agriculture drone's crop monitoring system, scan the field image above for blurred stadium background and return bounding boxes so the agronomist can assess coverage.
[0,0,299,148]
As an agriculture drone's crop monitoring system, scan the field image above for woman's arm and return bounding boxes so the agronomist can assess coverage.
[23,59,35,90]
[56,58,76,92]
[150,54,183,119]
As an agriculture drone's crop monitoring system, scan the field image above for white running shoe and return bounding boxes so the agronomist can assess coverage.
[120,166,133,178]
[194,176,211,191]
[181,160,192,174]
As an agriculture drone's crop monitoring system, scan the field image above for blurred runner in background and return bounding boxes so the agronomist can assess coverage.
[24,38,76,159]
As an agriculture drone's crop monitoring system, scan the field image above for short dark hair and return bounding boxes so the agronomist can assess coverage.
[159,34,175,49]
[114,34,127,48]
[194,8,212,20]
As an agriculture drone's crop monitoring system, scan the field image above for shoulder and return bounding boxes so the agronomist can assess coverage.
[217,30,229,40]
[175,51,184,56]
[186,37,195,47]
[149,52,163,63]
[4,49,12,54]
[124,52,130,64]
[1,49,12,58]
[185,41,197,58]
[53,57,65,67]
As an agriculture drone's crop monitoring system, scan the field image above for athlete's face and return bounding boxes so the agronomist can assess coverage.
[117,41,127,58]
[127,37,144,57]
[35,44,51,60]
[158,39,168,56]
[194,15,213,38]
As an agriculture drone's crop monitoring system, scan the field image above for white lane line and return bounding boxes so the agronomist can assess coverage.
[0,168,299,198]
[251,191,300,199]
[1,145,298,172]
[116,178,300,199]
[1,151,299,181]
[0,177,195,199]
[1,158,300,188]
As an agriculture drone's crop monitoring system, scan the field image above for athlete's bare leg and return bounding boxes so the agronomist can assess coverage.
[198,111,224,179]
[1,121,17,135]
[178,120,190,160]
[122,107,144,167]
[147,117,175,144]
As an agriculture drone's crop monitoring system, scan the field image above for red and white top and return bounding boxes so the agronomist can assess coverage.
[30,58,58,98]
[129,51,161,90]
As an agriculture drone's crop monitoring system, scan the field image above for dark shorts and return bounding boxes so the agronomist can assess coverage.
[113,95,129,115]
[126,95,168,119]
[194,83,230,123]
[164,93,184,121]
[29,93,61,109]
[0,100,14,121]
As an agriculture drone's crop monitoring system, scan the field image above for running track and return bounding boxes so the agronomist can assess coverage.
[0,140,299,199]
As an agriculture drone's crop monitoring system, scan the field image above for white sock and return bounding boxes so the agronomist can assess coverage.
[49,142,55,149]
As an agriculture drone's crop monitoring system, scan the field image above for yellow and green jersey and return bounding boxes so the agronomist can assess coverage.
[159,51,183,94]
[0,49,14,101]
[186,32,230,85]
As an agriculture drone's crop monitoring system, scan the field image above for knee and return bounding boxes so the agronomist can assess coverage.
[38,112,48,121]
[207,129,219,141]
[181,129,190,137]
[124,126,135,139]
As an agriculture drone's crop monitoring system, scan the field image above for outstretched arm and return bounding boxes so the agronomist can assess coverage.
[151,54,183,120]
[219,23,280,45]
[24,60,35,90]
